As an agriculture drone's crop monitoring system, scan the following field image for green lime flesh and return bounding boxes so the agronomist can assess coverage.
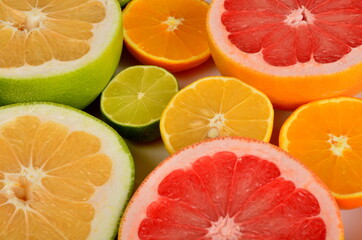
[0,1,123,110]
[101,65,179,142]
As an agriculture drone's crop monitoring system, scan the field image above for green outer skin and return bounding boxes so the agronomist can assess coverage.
[0,2,123,110]
[119,0,132,7]
[101,109,161,142]
[0,102,135,240]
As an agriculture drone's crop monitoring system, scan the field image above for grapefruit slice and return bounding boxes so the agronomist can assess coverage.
[279,97,362,209]
[0,0,123,109]
[207,0,362,109]
[0,103,134,239]
[119,137,343,240]
[123,0,210,72]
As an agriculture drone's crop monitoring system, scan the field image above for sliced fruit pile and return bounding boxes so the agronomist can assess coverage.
[0,0,123,109]
[0,0,361,239]
[280,97,362,209]
[123,0,210,72]
[119,137,343,240]
[207,0,362,109]
[0,103,134,239]
[161,76,274,153]
[101,65,178,142]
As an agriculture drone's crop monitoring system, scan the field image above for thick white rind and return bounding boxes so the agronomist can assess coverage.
[0,103,134,240]
[0,0,121,78]
[208,0,362,77]
[120,137,342,240]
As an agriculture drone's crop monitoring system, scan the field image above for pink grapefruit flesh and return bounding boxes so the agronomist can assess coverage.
[221,0,362,67]
[119,137,343,240]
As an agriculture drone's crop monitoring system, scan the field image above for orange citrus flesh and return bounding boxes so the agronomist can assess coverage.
[0,0,106,67]
[0,115,112,239]
[123,0,210,72]
[160,76,274,153]
[280,97,362,209]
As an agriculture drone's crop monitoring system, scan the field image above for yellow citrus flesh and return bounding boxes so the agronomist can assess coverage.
[123,0,210,72]
[0,115,112,239]
[160,76,274,153]
[0,0,106,68]
[279,97,362,209]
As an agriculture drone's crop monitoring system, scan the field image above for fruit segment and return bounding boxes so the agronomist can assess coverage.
[222,0,362,66]
[0,0,106,67]
[138,152,326,240]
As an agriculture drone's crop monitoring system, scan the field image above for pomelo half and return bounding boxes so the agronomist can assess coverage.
[207,0,362,110]
[0,0,123,109]
[0,103,134,239]
[119,137,343,240]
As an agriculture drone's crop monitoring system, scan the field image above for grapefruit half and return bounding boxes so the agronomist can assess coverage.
[0,103,134,239]
[0,0,123,109]
[207,0,362,110]
[119,137,343,240]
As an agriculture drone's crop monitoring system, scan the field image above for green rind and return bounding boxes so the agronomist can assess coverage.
[0,2,123,110]
[119,0,131,7]
[101,110,161,142]
[0,102,135,240]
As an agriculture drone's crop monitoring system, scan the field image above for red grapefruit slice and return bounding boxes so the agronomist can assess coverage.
[207,0,362,109]
[119,137,343,240]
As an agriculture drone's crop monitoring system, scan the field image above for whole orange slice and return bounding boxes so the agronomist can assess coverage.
[119,137,343,240]
[160,76,274,153]
[280,97,362,209]
[123,0,210,72]
[207,0,362,110]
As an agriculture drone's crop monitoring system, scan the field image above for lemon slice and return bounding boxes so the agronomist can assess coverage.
[0,0,123,109]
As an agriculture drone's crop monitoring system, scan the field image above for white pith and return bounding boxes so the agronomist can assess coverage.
[0,104,133,240]
[163,16,184,31]
[284,6,314,27]
[207,113,226,138]
[208,0,362,76]
[207,216,242,240]
[120,138,342,240]
[328,134,350,157]
[0,0,121,78]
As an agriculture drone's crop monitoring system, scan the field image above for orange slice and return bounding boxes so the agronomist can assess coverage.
[160,76,274,153]
[0,0,123,109]
[123,0,210,72]
[0,103,134,239]
[279,97,362,209]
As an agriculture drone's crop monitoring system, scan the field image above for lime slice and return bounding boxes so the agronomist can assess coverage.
[101,65,178,142]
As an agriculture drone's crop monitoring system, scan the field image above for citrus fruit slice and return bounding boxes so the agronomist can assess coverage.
[207,0,362,110]
[0,103,134,239]
[160,76,274,153]
[101,65,178,142]
[0,0,123,109]
[118,137,343,240]
[123,0,210,72]
[279,97,362,209]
